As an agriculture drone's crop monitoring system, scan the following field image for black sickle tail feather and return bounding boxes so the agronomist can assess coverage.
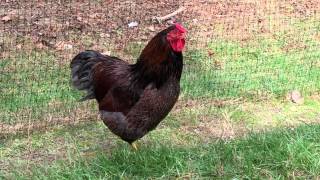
[70,50,103,101]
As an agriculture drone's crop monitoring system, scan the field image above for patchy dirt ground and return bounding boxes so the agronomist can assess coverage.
[1,0,319,57]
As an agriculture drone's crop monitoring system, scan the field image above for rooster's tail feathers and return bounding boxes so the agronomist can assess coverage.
[70,50,103,101]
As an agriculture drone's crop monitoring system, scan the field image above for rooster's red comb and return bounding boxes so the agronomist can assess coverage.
[174,23,187,33]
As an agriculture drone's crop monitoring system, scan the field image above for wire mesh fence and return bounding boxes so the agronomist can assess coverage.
[1,0,320,172]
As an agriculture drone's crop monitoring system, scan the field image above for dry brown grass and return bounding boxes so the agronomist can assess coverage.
[0,102,98,137]
[172,94,320,141]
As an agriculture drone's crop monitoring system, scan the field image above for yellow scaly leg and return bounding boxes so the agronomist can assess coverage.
[131,142,138,151]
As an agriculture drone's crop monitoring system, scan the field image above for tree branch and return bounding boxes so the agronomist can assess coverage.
[152,6,186,23]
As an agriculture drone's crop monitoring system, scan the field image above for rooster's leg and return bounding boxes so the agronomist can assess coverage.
[100,110,141,151]
[131,142,138,151]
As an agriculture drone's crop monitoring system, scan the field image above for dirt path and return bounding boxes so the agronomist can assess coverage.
[2,0,319,55]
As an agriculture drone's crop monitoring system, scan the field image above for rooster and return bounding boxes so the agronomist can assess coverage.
[70,23,187,149]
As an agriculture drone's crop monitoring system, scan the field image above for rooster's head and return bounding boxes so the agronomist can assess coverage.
[166,23,187,52]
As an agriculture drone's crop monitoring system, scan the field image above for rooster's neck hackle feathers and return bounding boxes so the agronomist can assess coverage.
[138,25,174,65]
[130,26,183,88]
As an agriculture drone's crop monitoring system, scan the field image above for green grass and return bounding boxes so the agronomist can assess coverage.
[1,96,320,179]
[0,51,86,124]
[1,18,320,125]
[182,19,320,98]
[183,42,320,98]
[2,124,320,179]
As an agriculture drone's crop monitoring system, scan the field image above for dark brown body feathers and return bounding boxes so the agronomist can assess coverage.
[70,25,183,143]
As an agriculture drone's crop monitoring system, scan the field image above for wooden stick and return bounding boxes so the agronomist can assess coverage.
[153,6,186,23]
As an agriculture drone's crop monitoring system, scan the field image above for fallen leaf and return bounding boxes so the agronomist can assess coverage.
[16,44,22,49]
[100,33,110,38]
[148,26,155,32]
[55,41,73,50]
[64,44,73,50]
[1,15,11,22]
[208,50,215,57]
[77,16,83,22]
[36,43,45,49]
[213,60,224,70]
[128,21,138,28]
[288,90,304,104]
